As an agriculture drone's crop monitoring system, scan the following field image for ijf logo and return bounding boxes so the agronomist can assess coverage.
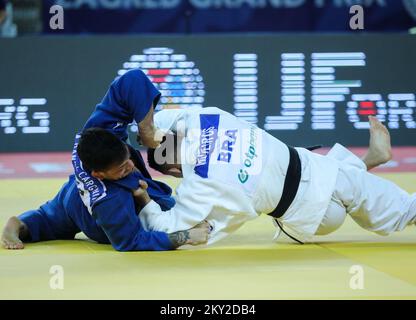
[117,47,206,133]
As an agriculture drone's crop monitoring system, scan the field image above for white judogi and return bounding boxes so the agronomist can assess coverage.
[140,107,338,243]
[318,144,416,236]
[140,107,416,244]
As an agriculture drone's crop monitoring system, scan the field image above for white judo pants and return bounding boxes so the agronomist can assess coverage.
[315,147,416,236]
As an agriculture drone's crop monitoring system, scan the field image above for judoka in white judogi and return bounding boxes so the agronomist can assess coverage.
[138,107,416,244]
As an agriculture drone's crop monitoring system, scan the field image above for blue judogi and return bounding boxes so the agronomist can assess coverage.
[19,69,176,251]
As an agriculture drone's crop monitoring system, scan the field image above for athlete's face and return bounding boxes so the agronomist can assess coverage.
[92,148,136,181]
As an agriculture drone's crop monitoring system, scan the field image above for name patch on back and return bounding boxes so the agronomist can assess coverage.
[71,134,107,214]
[194,114,219,178]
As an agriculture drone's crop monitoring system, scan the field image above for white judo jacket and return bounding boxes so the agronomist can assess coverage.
[139,107,340,244]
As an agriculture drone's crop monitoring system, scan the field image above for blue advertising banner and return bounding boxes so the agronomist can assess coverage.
[1,34,416,152]
[42,0,416,34]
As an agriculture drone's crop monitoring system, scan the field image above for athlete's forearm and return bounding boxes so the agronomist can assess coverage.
[138,105,162,148]
[167,230,192,248]
[167,223,210,248]
[133,190,151,210]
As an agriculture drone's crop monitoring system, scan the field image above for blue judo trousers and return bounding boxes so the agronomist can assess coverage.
[19,69,176,251]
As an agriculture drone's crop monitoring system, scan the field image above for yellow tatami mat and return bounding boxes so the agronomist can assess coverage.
[1,173,415,299]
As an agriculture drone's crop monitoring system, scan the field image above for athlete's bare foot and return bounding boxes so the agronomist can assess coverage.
[1,217,25,250]
[362,116,393,170]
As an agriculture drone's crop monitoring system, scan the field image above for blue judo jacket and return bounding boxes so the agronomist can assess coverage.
[19,69,176,251]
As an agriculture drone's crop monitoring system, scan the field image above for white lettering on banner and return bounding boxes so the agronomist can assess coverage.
[55,0,386,9]
[191,0,385,9]
[56,0,180,9]
[265,52,416,131]
[315,0,386,7]
[0,98,50,135]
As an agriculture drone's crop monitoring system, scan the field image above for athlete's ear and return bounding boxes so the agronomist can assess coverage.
[91,170,105,180]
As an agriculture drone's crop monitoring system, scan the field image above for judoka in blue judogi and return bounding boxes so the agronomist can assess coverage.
[12,69,206,251]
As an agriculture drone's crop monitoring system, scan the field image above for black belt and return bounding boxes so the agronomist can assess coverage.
[267,146,301,219]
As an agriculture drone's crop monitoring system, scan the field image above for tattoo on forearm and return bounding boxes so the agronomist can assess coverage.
[168,230,190,248]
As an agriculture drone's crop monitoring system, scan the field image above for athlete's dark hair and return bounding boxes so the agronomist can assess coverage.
[77,127,128,172]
